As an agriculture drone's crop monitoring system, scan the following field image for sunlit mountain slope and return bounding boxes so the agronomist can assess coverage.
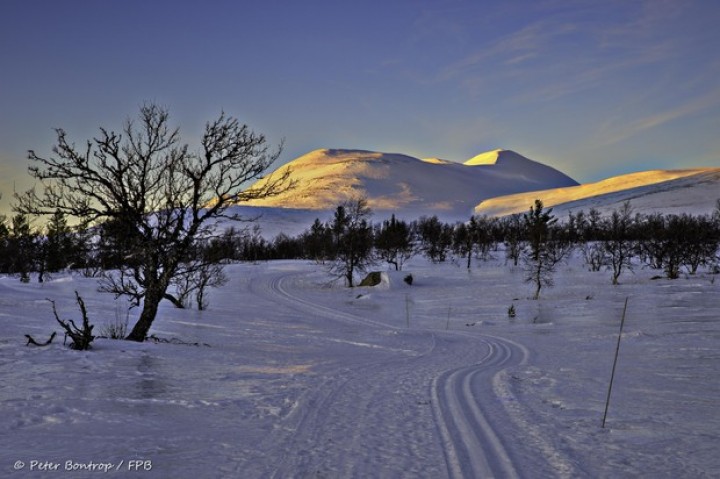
[245,148,578,217]
[474,168,720,217]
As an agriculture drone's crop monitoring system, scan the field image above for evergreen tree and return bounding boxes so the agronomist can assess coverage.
[522,200,572,299]
[0,210,9,272]
[7,213,36,281]
[303,218,335,263]
[45,209,74,272]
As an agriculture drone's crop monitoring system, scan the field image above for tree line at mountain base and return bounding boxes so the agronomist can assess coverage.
[3,198,718,297]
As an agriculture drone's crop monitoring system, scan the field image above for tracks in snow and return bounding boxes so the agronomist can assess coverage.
[252,270,447,477]
[432,337,529,479]
[250,266,568,478]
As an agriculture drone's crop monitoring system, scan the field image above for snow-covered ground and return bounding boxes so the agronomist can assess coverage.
[1,254,718,478]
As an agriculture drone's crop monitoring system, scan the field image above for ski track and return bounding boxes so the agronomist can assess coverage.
[251,268,571,478]
[432,339,521,479]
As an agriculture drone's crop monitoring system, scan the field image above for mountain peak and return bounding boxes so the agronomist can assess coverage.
[464,149,535,166]
[464,149,505,165]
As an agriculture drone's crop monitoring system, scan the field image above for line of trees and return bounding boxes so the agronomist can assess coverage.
[3,198,719,296]
[0,207,87,283]
[232,199,720,292]
[114,198,719,292]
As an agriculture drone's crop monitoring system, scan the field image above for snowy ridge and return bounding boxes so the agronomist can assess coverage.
[474,168,720,217]
[245,148,578,217]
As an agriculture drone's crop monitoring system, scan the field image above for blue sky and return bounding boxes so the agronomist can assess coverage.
[1,0,719,216]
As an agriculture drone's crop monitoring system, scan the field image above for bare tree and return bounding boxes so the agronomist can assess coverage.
[452,218,477,270]
[375,214,414,271]
[168,260,228,311]
[602,201,636,285]
[15,104,291,341]
[416,215,453,263]
[502,214,524,266]
[329,197,374,287]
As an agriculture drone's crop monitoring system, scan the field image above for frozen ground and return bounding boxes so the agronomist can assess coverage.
[1,254,718,478]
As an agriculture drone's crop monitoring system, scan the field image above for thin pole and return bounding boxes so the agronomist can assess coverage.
[602,297,629,428]
[405,294,410,328]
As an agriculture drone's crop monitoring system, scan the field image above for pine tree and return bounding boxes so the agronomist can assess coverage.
[8,214,36,281]
[522,200,572,299]
[45,209,73,272]
[304,218,335,263]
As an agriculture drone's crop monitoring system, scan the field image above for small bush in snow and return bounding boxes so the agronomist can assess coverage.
[101,305,129,340]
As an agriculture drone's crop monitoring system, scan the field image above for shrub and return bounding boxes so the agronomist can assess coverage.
[101,304,129,339]
[49,291,95,350]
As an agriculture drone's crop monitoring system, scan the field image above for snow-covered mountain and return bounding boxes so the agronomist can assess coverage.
[474,168,720,218]
[245,148,578,218]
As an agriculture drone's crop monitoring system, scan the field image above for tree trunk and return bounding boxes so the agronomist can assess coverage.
[533,261,542,300]
[126,287,164,341]
[612,263,621,285]
[346,266,354,287]
[533,281,542,300]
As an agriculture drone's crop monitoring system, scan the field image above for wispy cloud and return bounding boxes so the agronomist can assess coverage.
[595,87,720,146]
[509,37,679,103]
[438,19,578,83]
[430,0,704,105]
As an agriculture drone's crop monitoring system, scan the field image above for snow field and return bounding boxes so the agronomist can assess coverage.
[1,253,718,477]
